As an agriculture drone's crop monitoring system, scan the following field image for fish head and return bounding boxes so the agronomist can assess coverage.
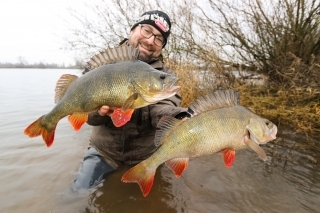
[131,70,180,102]
[246,117,278,145]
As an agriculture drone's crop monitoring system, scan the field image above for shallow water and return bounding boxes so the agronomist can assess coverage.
[0,69,319,213]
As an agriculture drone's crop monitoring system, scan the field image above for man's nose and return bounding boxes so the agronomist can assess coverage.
[145,35,155,45]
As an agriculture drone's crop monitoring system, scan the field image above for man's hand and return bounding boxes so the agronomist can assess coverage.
[97,105,114,117]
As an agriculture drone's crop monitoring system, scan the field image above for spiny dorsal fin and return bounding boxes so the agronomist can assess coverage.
[189,89,240,115]
[154,116,183,147]
[85,45,139,71]
[55,74,78,103]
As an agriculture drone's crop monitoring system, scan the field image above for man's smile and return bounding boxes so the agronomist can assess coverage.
[139,42,153,53]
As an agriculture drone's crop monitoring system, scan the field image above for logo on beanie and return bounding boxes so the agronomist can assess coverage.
[154,19,167,32]
[150,14,169,32]
[136,13,170,33]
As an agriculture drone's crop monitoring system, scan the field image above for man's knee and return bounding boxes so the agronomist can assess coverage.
[72,147,115,191]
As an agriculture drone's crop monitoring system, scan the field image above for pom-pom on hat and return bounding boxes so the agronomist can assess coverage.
[131,10,171,48]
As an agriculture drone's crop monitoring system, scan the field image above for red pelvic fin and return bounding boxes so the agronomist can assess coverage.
[223,149,236,168]
[68,113,88,131]
[111,108,134,127]
[165,157,189,178]
[121,163,155,197]
[24,115,56,147]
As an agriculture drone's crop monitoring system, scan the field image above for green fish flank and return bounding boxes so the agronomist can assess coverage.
[24,46,180,147]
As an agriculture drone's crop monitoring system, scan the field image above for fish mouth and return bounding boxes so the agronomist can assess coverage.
[135,77,180,103]
[163,77,180,92]
[143,78,180,102]
[248,124,278,145]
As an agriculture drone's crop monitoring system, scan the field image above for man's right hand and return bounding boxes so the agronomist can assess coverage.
[97,105,114,117]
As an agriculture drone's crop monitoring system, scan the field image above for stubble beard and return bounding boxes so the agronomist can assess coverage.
[138,52,158,63]
[130,40,159,63]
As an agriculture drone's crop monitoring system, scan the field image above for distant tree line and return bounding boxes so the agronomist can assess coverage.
[0,60,84,69]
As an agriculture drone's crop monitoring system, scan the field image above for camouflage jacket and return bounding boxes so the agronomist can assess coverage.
[87,54,186,168]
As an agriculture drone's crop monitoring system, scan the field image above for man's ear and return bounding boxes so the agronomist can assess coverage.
[130,27,138,34]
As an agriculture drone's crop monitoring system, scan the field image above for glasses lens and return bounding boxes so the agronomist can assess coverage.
[154,38,163,46]
[140,27,148,38]
[140,25,164,47]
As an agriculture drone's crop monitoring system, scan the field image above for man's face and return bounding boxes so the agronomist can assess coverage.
[128,24,163,63]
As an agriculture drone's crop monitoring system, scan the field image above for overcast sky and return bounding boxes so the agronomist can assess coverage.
[0,0,86,65]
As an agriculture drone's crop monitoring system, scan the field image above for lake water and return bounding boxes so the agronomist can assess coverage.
[0,68,319,213]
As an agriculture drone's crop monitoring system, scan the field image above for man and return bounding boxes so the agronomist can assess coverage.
[72,10,191,191]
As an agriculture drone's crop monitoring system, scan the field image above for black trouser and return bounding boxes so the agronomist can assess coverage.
[72,147,115,191]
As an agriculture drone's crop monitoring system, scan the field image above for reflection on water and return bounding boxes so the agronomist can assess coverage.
[0,69,319,213]
[265,132,320,212]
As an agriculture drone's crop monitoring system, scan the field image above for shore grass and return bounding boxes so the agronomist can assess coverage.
[236,85,320,135]
[169,62,320,135]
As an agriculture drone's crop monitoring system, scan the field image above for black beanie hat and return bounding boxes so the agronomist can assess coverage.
[131,10,171,48]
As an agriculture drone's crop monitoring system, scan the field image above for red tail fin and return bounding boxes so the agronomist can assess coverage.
[111,108,134,127]
[223,149,236,168]
[121,162,155,197]
[24,116,56,147]
[68,113,88,131]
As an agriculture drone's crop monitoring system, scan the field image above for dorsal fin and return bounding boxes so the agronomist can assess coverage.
[189,89,240,115]
[85,45,139,71]
[55,74,78,103]
[154,116,183,147]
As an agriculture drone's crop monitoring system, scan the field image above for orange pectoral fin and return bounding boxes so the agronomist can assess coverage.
[68,113,88,131]
[165,157,189,178]
[223,149,236,168]
[111,108,134,127]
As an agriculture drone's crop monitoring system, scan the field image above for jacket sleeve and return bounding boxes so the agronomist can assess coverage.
[149,93,188,128]
[87,111,112,126]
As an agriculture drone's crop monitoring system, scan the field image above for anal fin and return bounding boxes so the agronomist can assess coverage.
[165,157,189,178]
[68,113,88,131]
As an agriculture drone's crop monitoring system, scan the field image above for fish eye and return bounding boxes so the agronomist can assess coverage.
[265,119,270,126]
[160,74,166,80]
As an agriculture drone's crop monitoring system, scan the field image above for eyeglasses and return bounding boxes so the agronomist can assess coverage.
[139,24,164,47]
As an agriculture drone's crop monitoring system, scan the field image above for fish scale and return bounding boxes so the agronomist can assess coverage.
[121,89,278,197]
[149,106,250,163]
[24,46,180,147]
